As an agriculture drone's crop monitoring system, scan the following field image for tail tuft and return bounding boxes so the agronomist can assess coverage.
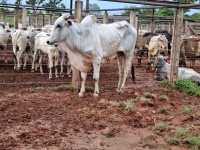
[131,64,136,84]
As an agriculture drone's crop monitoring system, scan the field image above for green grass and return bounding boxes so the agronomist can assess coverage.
[168,127,200,149]
[174,79,200,96]
[160,106,168,114]
[159,95,169,101]
[155,122,168,132]
[160,79,169,84]
[182,106,192,115]
[143,92,157,99]
[109,99,135,112]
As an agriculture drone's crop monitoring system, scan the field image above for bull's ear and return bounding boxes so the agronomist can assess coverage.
[64,15,71,20]
[67,20,73,26]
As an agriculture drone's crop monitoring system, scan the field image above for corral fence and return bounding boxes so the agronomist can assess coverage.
[0,0,200,90]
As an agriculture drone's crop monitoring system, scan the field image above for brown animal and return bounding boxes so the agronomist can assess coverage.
[180,37,200,68]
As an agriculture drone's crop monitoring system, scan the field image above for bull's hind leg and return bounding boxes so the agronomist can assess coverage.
[120,55,133,92]
[93,58,101,97]
[78,72,87,97]
[116,52,125,92]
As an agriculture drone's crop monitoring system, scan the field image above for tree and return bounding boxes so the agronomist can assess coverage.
[121,5,141,15]
[26,0,45,7]
[87,3,102,15]
[43,0,66,13]
[15,0,22,4]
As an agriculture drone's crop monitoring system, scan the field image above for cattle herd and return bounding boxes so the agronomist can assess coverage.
[0,15,200,96]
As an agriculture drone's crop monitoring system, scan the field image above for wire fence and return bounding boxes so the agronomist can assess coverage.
[1,27,200,87]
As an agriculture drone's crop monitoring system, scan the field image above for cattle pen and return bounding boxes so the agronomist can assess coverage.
[0,0,200,150]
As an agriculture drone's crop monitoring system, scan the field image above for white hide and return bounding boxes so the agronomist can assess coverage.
[0,27,11,63]
[12,30,30,70]
[154,55,200,84]
[32,31,61,79]
[47,15,137,97]
[148,34,168,56]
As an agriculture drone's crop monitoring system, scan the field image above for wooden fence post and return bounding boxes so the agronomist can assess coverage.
[3,12,7,26]
[14,8,19,29]
[103,11,108,24]
[72,0,82,90]
[169,8,183,86]
[42,14,45,26]
[130,10,138,32]
[22,8,27,28]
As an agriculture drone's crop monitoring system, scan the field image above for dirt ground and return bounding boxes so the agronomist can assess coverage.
[0,50,200,150]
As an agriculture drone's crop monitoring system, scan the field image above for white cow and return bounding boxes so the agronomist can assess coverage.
[12,29,31,70]
[154,55,200,84]
[147,34,168,70]
[0,27,12,63]
[32,31,64,79]
[47,15,137,97]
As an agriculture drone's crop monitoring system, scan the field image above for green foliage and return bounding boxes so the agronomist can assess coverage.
[109,99,135,112]
[185,13,200,23]
[160,79,169,84]
[15,0,22,4]
[168,137,180,145]
[168,127,200,149]
[26,0,45,6]
[184,136,200,150]
[160,106,168,114]
[182,106,192,115]
[174,79,200,96]
[87,3,102,15]
[43,0,66,12]
[155,8,174,17]
[143,92,156,99]
[155,122,168,132]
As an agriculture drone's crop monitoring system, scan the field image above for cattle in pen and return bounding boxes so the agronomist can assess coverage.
[0,26,12,63]
[147,34,168,70]
[12,29,31,70]
[31,31,67,79]
[154,55,200,85]
[47,15,137,97]
[179,37,200,68]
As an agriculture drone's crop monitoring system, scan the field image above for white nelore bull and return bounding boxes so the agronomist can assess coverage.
[32,31,65,79]
[154,55,200,84]
[12,30,31,70]
[147,34,168,70]
[47,15,137,97]
[0,27,12,63]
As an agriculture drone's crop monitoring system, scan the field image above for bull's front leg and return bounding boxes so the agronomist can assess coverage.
[3,46,7,63]
[17,49,23,70]
[55,53,59,78]
[78,72,87,97]
[146,50,151,71]
[93,59,101,97]
[48,55,53,79]
[23,52,28,69]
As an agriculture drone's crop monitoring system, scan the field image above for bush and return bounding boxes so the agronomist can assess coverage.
[174,79,200,96]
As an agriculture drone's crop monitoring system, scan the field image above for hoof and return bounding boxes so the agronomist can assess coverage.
[78,93,84,98]
[60,75,64,78]
[23,67,26,70]
[68,75,72,78]
[93,93,99,98]
[56,75,59,78]
[5,60,8,64]
[31,69,34,73]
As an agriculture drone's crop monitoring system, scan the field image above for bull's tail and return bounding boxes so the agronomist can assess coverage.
[131,64,136,84]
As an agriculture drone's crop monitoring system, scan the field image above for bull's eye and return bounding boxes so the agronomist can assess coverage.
[57,24,62,28]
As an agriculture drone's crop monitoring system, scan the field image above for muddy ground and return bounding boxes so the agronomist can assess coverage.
[0,51,200,150]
